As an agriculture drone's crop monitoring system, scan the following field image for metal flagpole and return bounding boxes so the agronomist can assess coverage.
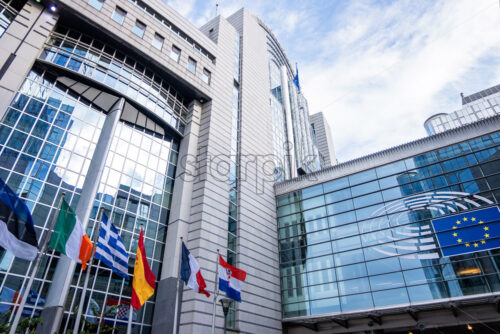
[9,193,66,334]
[126,303,133,334]
[210,249,220,334]
[72,207,103,333]
[172,236,183,334]
[127,222,144,334]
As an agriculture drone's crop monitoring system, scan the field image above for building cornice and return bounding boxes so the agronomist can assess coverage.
[275,115,500,196]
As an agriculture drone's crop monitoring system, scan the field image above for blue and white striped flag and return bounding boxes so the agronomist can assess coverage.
[94,213,129,279]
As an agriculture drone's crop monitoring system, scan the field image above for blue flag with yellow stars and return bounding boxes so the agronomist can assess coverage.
[431,206,500,257]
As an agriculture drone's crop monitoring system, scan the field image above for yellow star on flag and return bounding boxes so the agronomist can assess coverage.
[457,239,462,243]
[485,233,490,238]
[463,217,468,221]
[453,232,458,237]
[473,243,478,247]
[452,226,457,230]
[479,221,484,224]
[456,221,461,225]
[471,217,476,221]
[465,243,470,247]
[481,240,486,244]
[484,227,489,231]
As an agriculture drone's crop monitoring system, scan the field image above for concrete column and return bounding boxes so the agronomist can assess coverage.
[0,1,58,119]
[152,100,202,334]
[38,98,124,334]
[280,65,297,178]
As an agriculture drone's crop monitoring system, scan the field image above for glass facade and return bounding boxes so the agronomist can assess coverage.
[0,0,25,38]
[0,63,179,332]
[38,25,188,134]
[425,87,500,135]
[277,131,500,318]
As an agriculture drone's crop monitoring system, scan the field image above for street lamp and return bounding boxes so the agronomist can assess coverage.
[220,298,233,334]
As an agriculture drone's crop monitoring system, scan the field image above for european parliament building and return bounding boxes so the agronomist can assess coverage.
[0,0,322,333]
[276,116,500,333]
[1,1,500,334]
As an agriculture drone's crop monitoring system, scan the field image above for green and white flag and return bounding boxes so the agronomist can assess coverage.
[49,199,92,269]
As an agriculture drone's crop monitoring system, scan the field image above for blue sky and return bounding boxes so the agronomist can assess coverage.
[165,0,500,162]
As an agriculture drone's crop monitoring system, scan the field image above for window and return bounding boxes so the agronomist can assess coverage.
[152,33,164,50]
[170,45,181,63]
[132,20,146,38]
[112,6,126,25]
[202,68,211,84]
[187,57,196,73]
[88,0,104,10]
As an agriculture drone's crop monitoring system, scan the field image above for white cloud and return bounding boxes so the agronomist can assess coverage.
[165,0,500,163]
[301,0,500,161]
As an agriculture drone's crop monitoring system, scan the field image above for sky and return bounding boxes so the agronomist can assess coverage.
[165,0,500,163]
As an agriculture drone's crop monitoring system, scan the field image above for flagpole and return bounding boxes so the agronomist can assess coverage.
[172,236,183,334]
[126,304,133,334]
[9,193,66,334]
[127,222,144,334]
[210,249,220,334]
[72,207,103,333]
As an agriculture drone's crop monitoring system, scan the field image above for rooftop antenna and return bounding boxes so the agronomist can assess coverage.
[215,1,219,16]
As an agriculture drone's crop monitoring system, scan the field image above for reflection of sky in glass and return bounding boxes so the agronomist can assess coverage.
[277,132,500,318]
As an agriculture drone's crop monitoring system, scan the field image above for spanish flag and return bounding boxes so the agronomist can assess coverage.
[131,228,156,310]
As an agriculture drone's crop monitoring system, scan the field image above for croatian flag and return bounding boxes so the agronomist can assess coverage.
[218,255,246,302]
[180,242,210,297]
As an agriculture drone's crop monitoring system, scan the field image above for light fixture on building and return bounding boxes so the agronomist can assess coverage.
[458,268,481,275]
[467,324,473,331]
[49,4,57,12]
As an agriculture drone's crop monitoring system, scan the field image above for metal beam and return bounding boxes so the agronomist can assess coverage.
[448,303,459,317]
[407,308,419,322]
[368,314,382,326]
[331,318,348,328]
[300,323,318,332]
[496,299,500,313]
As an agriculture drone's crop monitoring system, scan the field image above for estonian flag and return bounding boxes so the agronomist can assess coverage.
[0,178,38,260]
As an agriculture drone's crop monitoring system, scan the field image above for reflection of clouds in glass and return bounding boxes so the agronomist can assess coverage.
[55,149,70,169]
[62,169,78,187]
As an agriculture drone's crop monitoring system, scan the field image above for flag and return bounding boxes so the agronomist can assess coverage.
[218,255,246,302]
[0,287,44,316]
[49,199,93,269]
[0,178,38,260]
[105,297,136,321]
[95,213,129,279]
[432,206,500,257]
[180,242,210,297]
[131,228,155,310]
[293,64,300,91]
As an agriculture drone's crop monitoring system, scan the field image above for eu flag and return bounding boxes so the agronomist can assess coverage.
[431,206,500,257]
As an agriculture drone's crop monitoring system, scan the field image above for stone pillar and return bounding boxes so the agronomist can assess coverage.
[38,98,124,334]
[152,100,202,334]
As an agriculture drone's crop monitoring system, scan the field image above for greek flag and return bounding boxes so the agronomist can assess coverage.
[95,213,129,279]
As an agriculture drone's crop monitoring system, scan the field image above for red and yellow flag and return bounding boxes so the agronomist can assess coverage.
[131,228,156,310]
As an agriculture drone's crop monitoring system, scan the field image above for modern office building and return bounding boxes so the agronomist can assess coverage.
[275,115,500,333]
[424,84,500,136]
[0,0,322,333]
[310,112,337,167]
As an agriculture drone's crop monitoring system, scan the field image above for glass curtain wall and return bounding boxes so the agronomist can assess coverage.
[39,25,188,134]
[0,63,179,332]
[277,132,500,318]
[0,0,26,37]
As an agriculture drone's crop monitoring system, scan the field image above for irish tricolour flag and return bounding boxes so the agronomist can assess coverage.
[49,199,93,269]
